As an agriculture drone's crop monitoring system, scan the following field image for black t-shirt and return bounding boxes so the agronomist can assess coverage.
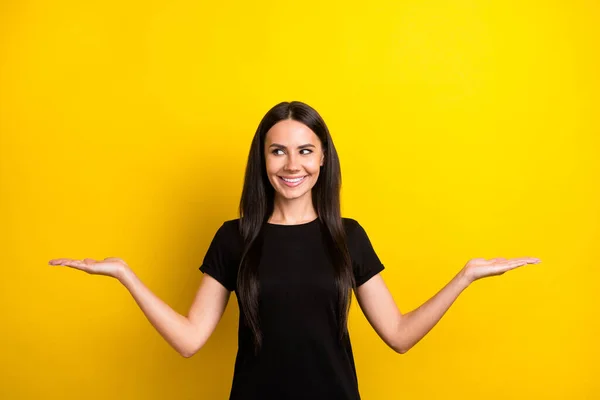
[199,217,384,400]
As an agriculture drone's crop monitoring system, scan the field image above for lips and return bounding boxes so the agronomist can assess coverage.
[279,175,307,187]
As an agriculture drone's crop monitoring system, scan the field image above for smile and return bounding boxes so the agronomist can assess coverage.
[279,175,307,187]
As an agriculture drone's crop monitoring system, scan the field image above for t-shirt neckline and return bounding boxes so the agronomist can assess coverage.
[265,217,319,227]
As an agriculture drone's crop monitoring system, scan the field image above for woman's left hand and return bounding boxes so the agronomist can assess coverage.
[462,257,541,284]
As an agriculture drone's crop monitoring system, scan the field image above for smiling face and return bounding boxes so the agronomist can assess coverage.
[264,119,325,202]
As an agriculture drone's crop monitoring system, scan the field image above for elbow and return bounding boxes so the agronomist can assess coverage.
[392,316,411,354]
[390,335,411,354]
[180,349,194,358]
[179,343,199,358]
[180,338,206,358]
[392,344,410,354]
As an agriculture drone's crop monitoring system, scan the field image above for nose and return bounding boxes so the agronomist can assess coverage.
[284,152,300,172]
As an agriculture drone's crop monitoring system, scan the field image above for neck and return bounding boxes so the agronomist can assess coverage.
[269,193,317,225]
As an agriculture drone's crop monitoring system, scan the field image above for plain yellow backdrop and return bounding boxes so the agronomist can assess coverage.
[1,0,598,398]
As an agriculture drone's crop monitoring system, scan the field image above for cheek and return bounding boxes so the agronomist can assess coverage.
[264,157,279,174]
[307,158,322,174]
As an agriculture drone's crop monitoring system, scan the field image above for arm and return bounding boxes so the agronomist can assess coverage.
[355,257,541,354]
[48,257,230,358]
[355,270,469,354]
[120,268,230,358]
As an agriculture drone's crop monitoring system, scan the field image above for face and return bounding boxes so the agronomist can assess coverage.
[264,119,325,202]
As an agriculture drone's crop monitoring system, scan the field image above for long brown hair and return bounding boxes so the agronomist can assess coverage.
[237,101,354,352]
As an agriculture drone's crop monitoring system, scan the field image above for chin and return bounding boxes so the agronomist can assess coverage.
[275,188,312,201]
[273,182,315,201]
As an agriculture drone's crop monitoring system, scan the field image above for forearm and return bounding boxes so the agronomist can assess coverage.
[396,269,472,353]
[119,268,195,357]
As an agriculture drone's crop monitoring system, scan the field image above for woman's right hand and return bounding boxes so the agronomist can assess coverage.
[49,255,232,357]
[48,257,130,280]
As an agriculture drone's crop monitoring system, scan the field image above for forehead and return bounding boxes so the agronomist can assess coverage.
[265,119,320,146]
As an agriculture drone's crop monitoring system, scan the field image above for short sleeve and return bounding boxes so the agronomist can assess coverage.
[345,218,385,287]
[199,220,242,292]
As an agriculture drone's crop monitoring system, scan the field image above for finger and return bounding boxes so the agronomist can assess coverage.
[49,258,94,266]
[494,260,527,273]
[50,259,86,270]
[491,257,539,266]
[69,260,96,272]
[64,259,84,268]
[507,260,529,271]
[49,258,71,265]
[470,258,494,265]
[512,257,541,264]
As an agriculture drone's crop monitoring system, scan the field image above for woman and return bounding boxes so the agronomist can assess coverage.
[49,101,541,399]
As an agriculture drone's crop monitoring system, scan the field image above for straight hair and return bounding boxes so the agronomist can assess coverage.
[237,101,355,352]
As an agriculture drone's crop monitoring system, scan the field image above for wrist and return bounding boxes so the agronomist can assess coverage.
[117,265,134,286]
[457,267,474,289]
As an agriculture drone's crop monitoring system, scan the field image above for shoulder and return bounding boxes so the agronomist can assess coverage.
[220,218,241,231]
[342,217,360,230]
[341,217,385,282]
[342,217,379,250]
[211,218,243,246]
[342,217,365,238]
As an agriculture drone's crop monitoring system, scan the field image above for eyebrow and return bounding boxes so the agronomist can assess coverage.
[269,143,316,149]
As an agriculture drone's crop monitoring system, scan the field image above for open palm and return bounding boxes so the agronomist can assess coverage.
[463,257,541,282]
[48,257,128,279]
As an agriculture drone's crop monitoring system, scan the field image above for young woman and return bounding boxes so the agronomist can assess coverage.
[49,101,541,399]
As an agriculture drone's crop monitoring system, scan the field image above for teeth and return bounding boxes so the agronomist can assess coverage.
[282,176,305,183]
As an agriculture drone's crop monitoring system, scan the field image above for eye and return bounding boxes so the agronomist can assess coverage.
[271,149,284,155]
[300,149,313,155]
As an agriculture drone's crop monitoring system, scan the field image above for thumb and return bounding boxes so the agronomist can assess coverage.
[103,257,128,267]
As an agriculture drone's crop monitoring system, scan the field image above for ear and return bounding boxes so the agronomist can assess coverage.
[320,154,325,166]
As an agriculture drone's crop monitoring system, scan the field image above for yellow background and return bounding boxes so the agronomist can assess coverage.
[1,0,598,398]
